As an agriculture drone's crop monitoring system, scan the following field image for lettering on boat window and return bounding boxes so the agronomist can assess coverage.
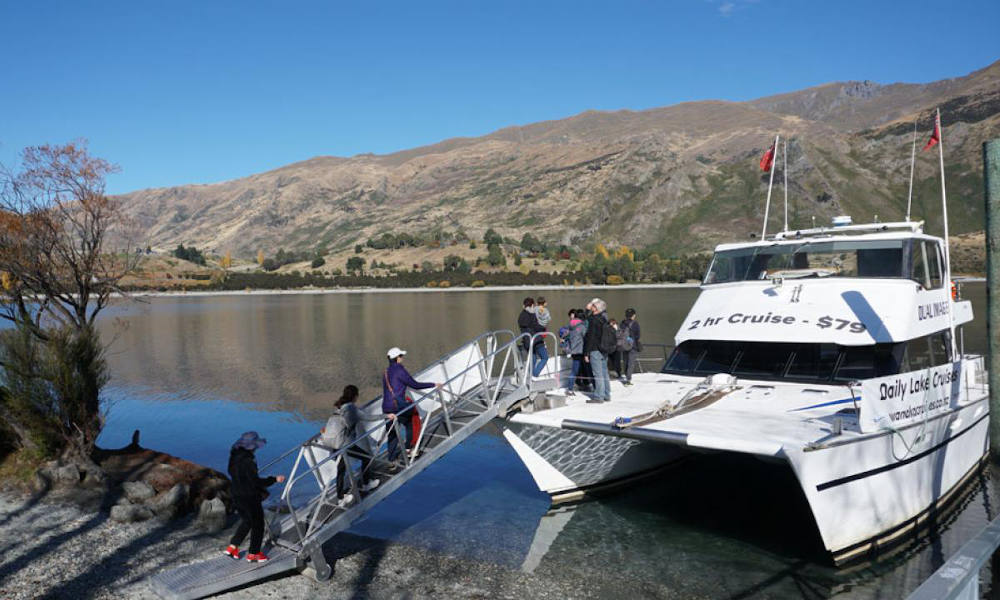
[703,239,906,284]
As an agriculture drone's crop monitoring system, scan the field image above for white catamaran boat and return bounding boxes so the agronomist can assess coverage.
[504,218,989,564]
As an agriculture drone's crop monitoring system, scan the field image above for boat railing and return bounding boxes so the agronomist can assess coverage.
[634,342,673,373]
[907,511,1000,600]
[523,331,566,390]
[264,329,528,547]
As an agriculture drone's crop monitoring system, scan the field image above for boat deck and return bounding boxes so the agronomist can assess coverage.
[510,373,862,455]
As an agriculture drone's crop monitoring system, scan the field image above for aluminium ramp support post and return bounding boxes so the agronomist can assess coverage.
[986,138,1000,462]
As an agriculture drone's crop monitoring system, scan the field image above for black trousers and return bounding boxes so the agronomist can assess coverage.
[337,447,373,497]
[609,350,622,377]
[230,495,265,554]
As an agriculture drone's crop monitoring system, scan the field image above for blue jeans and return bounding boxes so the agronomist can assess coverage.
[588,351,610,401]
[386,412,414,462]
[565,356,582,390]
[532,344,549,377]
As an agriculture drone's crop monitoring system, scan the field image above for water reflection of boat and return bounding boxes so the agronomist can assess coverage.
[504,217,990,565]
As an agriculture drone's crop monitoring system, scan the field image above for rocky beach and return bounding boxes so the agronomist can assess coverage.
[0,486,704,600]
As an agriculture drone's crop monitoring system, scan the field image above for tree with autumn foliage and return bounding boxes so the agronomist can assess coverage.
[0,141,139,459]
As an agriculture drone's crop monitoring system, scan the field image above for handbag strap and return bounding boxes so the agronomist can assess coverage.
[384,369,398,411]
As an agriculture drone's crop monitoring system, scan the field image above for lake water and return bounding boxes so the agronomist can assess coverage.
[94,285,997,598]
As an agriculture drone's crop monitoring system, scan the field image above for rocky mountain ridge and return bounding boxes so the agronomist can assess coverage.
[120,60,1000,258]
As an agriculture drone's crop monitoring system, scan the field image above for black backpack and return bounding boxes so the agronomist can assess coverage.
[598,318,617,355]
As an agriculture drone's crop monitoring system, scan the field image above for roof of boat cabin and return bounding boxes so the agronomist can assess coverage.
[713,221,946,253]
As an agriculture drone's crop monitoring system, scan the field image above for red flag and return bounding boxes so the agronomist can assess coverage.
[922,116,940,151]
[759,142,776,172]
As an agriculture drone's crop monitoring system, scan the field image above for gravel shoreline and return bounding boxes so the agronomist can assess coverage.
[0,489,694,600]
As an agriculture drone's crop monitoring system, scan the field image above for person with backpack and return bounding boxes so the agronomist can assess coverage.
[224,431,285,563]
[608,318,622,378]
[321,385,381,507]
[382,347,441,468]
[620,308,642,386]
[583,298,614,403]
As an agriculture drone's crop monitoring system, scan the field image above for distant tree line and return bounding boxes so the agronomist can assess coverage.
[260,247,326,272]
[172,244,207,266]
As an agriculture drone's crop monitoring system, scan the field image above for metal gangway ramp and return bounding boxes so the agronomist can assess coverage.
[149,330,561,600]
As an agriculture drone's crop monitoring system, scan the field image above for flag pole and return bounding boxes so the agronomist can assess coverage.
[936,108,957,358]
[783,140,789,232]
[762,134,779,239]
[905,119,917,221]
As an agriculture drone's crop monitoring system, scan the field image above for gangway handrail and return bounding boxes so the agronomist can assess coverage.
[269,329,532,548]
[523,331,560,384]
[907,512,1000,600]
[261,329,517,475]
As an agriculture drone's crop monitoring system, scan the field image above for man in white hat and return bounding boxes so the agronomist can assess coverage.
[382,347,441,466]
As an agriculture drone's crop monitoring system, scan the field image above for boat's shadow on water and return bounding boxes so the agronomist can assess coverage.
[522,454,1000,599]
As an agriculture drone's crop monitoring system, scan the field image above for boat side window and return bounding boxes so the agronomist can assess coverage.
[909,240,932,289]
[927,243,943,289]
[902,331,952,370]
[928,330,952,364]
[834,343,904,382]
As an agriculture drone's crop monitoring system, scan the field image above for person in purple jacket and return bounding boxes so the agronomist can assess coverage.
[382,347,441,466]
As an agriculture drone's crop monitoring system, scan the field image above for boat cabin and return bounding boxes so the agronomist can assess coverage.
[668,220,965,385]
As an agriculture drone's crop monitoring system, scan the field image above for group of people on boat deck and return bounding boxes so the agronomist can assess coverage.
[221,345,441,564]
[518,296,641,404]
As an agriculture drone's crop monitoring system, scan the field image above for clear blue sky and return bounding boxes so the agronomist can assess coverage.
[2,0,997,194]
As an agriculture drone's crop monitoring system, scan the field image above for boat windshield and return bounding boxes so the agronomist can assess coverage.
[703,239,906,284]
[662,331,952,383]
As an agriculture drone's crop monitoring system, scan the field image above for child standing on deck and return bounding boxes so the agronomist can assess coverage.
[224,432,285,563]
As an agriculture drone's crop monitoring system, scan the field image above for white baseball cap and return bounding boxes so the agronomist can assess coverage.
[387,347,407,359]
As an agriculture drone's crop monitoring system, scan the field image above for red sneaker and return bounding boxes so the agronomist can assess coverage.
[223,545,240,560]
[246,552,269,563]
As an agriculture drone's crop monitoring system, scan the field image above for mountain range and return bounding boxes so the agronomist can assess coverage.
[120,60,1000,259]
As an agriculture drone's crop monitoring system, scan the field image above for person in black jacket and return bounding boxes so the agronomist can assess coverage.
[224,431,285,563]
[517,297,548,377]
[583,298,611,403]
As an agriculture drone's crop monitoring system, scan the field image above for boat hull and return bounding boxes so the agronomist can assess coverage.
[785,397,990,563]
[502,421,686,503]
[503,396,990,563]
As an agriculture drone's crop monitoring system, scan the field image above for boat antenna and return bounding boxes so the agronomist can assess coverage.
[932,108,957,358]
[905,118,917,221]
[783,139,789,232]
[762,134,779,239]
